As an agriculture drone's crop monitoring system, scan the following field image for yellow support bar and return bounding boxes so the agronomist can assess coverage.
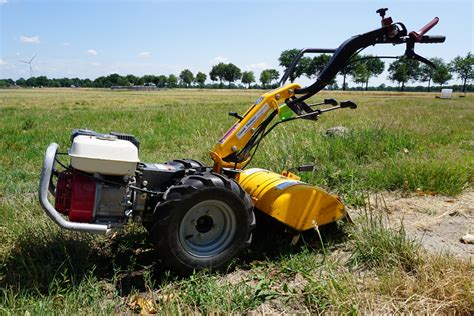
[211,83,301,171]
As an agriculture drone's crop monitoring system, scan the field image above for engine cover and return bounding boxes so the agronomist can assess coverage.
[69,134,139,176]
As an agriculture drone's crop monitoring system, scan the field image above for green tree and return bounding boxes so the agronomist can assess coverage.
[420,58,452,91]
[141,75,157,85]
[126,74,139,85]
[260,70,271,88]
[50,79,61,87]
[106,73,129,86]
[35,76,48,87]
[363,56,384,90]
[278,49,311,82]
[16,77,26,86]
[419,57,443,92]
[259,69,279,88]
[432,62,452,88]
[94,76,110,88]
[154,75,168,88]
[179,69,194,87]
[305,54,331,78]
[82,78,93,87]
[241,71,255,88]
[168,74,178,88]
[304,54,336,85]
[223,63,241,88]
[209,63,227,88]
[388,58,420,91]
[450,52,474,93]
[351,63,369,89]
[340,54,360,90]
[195,72,207,88]
[25,77,37,87]
[267,69,280,86]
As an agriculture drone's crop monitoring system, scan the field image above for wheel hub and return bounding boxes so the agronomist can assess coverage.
[196,215,214,233]
[179,199,237,258]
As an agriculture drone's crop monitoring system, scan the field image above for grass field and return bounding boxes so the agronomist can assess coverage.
[1,88,473,314]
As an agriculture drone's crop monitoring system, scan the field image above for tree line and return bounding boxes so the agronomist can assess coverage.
[1,51,472,92]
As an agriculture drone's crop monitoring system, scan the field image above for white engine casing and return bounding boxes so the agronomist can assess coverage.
[69,135,139,176]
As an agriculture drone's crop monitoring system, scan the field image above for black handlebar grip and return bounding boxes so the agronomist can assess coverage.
[419,35,446,43]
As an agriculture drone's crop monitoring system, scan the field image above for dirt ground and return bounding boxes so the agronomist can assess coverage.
[363,191,474,261]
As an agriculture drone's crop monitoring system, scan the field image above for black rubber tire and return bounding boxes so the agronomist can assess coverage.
[149,172,255,274]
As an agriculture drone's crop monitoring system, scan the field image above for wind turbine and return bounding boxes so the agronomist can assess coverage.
[18,54,37,78]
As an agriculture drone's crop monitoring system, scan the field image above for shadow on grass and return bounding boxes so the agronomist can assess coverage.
[1,227,161,296]
[243,211,348,264]
[2,216,348,297]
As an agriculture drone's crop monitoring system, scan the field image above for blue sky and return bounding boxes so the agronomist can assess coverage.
[1,0,472,86]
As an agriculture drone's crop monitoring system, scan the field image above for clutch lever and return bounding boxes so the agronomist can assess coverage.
[408,53,436,68]
[404,39,436,68]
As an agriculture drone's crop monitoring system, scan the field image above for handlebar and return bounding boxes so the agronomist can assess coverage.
[409,17,439,42]
[286,11,445,107]
[419,35,446,43]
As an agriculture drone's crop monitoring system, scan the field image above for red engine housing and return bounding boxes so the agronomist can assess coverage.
[55,170,96,223]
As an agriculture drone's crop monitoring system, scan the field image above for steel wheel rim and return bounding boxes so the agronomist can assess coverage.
[179,199,237,258]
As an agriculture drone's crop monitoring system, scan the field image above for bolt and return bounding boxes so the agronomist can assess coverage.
[275,93,281,100]
[142,180,148,187]
[231,145,238,152]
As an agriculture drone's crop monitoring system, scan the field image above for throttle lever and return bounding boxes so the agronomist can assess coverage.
[409,17,439,42]
[228,112,244,120]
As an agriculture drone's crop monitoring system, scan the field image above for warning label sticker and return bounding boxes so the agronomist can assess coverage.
[236,103,270,139]
[275,180,300,190]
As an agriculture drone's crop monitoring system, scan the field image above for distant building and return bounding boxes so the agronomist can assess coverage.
[111,85,159,91]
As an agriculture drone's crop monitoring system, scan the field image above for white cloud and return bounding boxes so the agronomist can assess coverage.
[245,62,269,70]
[0,59,15,69]
[0,0,8,5]
[62,42,71,47]
[86,49,98,56]
[20,35,40,44]
[209,56,228,65]
[138,51,151,58]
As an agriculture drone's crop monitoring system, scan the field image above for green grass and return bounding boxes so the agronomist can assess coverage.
[0,88,473,314]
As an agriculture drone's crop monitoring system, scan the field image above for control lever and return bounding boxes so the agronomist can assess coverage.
[308,98,338,108]
[376,8,392,27]
[228,112,243,120]
[410,17,439,42]
[405,40,437,68]
[376,8,388,18]
[324,98,338,106]
[340,100,357,109]
[409,53,436,68]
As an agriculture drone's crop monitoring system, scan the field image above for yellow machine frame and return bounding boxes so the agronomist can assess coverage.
[211,83,301,172]
[209,84,347,232]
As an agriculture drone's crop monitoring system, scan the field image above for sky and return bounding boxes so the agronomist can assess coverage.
[1,0,473,86]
